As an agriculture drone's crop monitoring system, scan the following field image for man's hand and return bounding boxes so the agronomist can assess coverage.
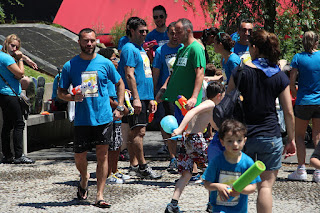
[133,99,142,114]
[155,88,165,103]
[113,109,124,120]
[74,91,84,102]
[186,97,197,110]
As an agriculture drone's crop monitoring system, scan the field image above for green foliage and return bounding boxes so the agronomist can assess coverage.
[206,45,222,68]
[0,0,23,23]
[24,65,54,83]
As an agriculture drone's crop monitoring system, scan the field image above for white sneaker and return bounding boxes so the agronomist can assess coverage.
[288,167,307,181]
[106,174,123,184]
[114,170,130,180]
[312,170,320,183]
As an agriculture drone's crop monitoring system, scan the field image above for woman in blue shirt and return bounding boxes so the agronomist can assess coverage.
[0,34,34,164]
[213,32,241,82]
[288,31,320,181]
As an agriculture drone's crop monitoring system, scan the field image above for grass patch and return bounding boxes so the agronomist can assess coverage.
[24,65,54,83]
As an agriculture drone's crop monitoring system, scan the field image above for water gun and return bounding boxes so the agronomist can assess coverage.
[175,95,188,116]
[124,91,134,115]
[72,81,96,95]
[143,40,158,57]
[227,161,266,201]
[148,101,157,123]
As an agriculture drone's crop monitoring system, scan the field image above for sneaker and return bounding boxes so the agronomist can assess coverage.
[288,167,307,181]
[157,145,168,154]
[206,202,213,213]
[167,158,177,172]
[106,174,123,184]
[189,173,202,184]
[312,169,320,183]
[114,170,130,180]
[1,157,14,164]
[165,203,181,213]
[137,165,162,179]
[13,155,35,164]
[128,165,139,176]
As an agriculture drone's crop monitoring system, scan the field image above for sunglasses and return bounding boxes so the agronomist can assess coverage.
[153,15,165,20]
[111,57,120,63]
[139,29,149,34]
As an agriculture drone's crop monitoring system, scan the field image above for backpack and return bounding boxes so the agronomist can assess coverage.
[213,63,245,128]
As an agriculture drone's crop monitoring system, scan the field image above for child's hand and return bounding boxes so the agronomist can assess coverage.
[216,183,231,201]
[229,187,240,197]
[172,128,182,137]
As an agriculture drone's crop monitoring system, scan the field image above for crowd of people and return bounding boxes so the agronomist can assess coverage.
[1,4,320,213]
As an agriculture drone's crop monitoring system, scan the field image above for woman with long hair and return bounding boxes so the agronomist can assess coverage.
[0,34,34,164]
[226,29,295,213]
[288,31,320,182]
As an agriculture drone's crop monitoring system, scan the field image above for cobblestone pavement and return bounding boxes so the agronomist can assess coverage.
[0,160,319,213]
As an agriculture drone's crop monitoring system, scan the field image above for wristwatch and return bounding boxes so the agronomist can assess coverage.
[116,105,125,112]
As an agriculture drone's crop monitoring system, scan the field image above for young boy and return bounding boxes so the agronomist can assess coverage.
[310,142,320,182]
[165,82,225,213]
[202,119,261,213]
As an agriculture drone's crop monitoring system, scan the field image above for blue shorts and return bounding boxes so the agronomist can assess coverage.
[245,136,283,170]
[174,104,184,125]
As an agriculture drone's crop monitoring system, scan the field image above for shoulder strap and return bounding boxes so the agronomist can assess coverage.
[0,73,19,98]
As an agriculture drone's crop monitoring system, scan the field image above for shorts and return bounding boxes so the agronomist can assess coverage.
[122,100,149,129]
[163,101,175,116]
[294,105,320,120]
[245,136,283,170]
[74,122,113,153]
[109,122,123,151]
[177,133,208,173]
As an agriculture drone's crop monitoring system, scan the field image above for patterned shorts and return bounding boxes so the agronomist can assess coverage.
[109,122,123,151]
[177,133,208,173]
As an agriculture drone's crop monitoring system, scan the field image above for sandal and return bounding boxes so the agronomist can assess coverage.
[94,200,111,208]
[77,184,88,200]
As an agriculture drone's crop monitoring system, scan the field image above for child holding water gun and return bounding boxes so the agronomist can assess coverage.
[202,119,261,213]
[165,82,225,213]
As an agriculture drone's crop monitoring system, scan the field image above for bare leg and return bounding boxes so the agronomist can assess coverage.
[120,123,129,151]
[257,170,278,213]
[295,117,309,165]
[108,149,121,176]
[74,151,90,189]
[172,170,192,200]
[95,144,109,202]
[130,126,147,165]
[312,118,320,148]
[127,128,139,166]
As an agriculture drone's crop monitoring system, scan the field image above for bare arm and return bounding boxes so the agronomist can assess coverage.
[155,75,171,103]
[203,180,231,201]
[58,87,83,102]
[186,67,204,110]
[279,85,296,158]
[114,78,125,119]
[226,75,236,94]
[125,66,141,114]
[7,61,24,79]
[22,54,38,70]
[289,67,298,98]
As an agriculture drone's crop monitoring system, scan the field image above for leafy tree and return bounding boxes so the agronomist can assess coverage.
[0,0,23,23]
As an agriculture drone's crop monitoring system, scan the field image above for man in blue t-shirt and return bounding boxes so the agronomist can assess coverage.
[118,17,161,179]
[232,19,253,63]
[145,5,169,48]
[152,21,183,171]
[58,28,125,208]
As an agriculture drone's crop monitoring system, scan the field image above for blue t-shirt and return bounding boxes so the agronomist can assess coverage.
[60,54,121,126]
[118,36,129,51]
[152,43,183,90]
[202,152,261,213]
[118,42,154,100]
[222,53,241,82]
[0,52,21,96]
[145,29,169,49]
[232,65,289,137]
[232,42,249,57]
[291,51,320,105]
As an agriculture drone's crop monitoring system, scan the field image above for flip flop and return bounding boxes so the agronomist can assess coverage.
[94,200,111,208]
[77,184,88,200]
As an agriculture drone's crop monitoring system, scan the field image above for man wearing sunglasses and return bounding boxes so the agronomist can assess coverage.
[145,5,169,49]
[232,19,253,62]
[118,17,161,180]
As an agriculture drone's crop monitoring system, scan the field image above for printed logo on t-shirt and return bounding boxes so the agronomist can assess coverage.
[158,40,169,47]
[165,53,177,75]
[81,71,99,97]
[140,51,152,78]
[216,170,240,206]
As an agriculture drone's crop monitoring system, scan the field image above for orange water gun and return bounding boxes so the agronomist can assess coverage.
[175,95,188,116]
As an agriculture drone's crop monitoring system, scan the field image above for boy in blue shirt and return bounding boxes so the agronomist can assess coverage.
[202,119,261,213]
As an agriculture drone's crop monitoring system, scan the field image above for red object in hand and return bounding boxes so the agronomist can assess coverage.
[143,40,158,58]
[148,113,155,123]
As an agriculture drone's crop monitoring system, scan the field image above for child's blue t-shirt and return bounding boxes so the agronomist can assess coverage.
[118,42,154,100]
[152,43,183,90]
[0,52,21,96]
[60,54,121,126]
[202,152,261,213]
[291,50,320,105]
[222,53,241,82]
[118,36,129,51]
[145,29,169,49]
